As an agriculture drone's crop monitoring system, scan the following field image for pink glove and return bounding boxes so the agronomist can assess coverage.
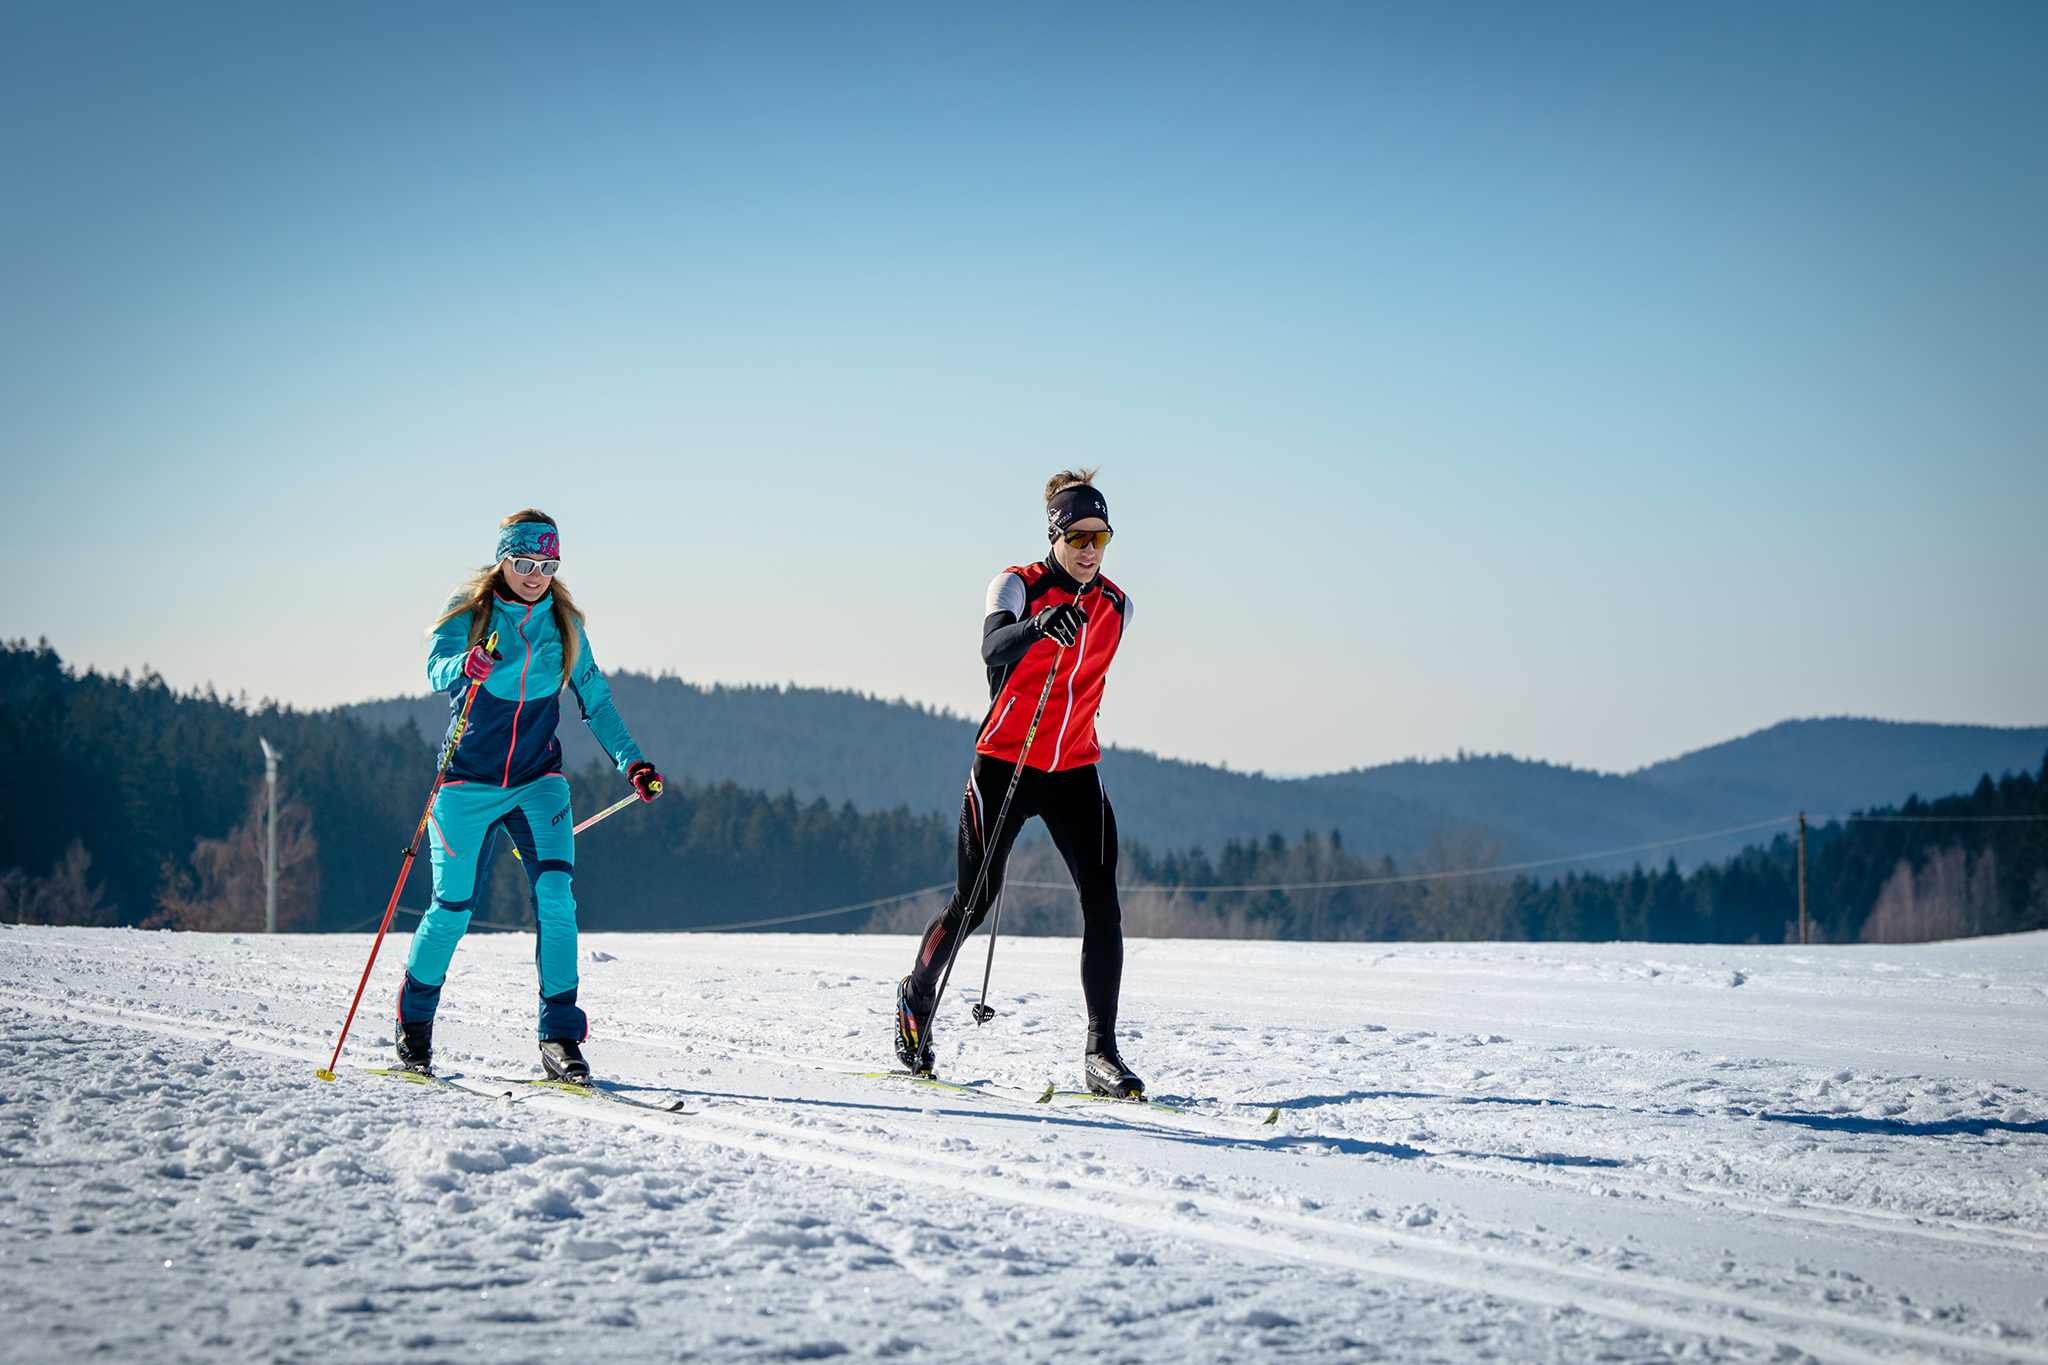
[462,644,495,682]
[628,761,663,802]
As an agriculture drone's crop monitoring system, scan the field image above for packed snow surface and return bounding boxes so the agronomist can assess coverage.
[2,927,2046,1364]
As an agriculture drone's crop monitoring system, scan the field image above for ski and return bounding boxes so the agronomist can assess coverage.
[850,1069,1276,1127]
[482,1074,691,1113]
[1024,1079,1281,1126]
[1039,1084,1190,1116]
[852,1070,994,1102]
[362,1066,514,1099]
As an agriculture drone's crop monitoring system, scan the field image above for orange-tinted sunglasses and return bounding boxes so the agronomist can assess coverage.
[1060,529,1113,550]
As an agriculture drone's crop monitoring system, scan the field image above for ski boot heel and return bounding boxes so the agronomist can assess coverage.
[895,976,936,1077]
[395,1021,434,1074]
[1084,1050,1143,1099]
[540,1038,591,1084]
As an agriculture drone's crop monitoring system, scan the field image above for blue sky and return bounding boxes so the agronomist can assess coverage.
[4,2,2043,776]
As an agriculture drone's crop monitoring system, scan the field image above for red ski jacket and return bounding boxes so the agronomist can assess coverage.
[975,559,1130,771]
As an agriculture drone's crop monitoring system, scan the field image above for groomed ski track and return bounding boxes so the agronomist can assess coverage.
[2,928,2044,1363]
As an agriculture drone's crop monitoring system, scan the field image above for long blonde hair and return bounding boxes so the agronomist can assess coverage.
[431,509,587,686]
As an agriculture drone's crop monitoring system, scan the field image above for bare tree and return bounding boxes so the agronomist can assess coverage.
[150,784,321,932]
[1860,844,1999,944]
[863,885,952,936]
[1411,828,1517,941]
[1120,882,1284,939]
[8,842,117,926]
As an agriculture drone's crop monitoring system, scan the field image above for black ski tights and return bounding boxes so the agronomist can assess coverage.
[907,756,1124,1053]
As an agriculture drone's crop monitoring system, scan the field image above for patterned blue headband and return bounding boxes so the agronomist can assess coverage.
[497,522,561,562]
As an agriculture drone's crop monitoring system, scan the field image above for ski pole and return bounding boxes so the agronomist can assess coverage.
[931,617,1074,1027]
[316,631,498,1081]
[572,779,659,837]
[969,886,1008,1025]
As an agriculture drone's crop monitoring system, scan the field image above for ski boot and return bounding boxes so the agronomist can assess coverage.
[1084,1048,1144,1099]
[394,1021,433,1074]
[539,1038,591,1085]
[895,976,935,1076]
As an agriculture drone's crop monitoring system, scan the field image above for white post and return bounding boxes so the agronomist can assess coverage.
[1796,811,1808,947]
[260,737,280,934]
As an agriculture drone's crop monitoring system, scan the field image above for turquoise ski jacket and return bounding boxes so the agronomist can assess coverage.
[428,590,645,788]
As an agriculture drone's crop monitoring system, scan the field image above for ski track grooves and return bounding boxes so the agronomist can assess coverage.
[6,991,2040,1365]
[673,1035,2048,1259]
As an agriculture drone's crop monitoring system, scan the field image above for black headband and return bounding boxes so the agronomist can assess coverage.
[1046,484,1111,539]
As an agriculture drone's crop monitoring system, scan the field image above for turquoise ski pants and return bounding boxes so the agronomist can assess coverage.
[399,774,586,1039]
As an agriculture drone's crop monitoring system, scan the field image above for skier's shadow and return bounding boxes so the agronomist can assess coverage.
[1247,1134,1621,1167]
[1266,1089,1615,1114]
[681,1089,1623,1167]
[1759,1112,2048,1138]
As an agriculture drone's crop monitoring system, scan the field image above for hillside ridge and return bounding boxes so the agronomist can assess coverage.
[343,681,2048,872]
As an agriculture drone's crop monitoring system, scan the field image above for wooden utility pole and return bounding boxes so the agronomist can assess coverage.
[1796,811,1809,946]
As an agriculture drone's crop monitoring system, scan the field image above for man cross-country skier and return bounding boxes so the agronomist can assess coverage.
[396,509,663,1084]
[895,469,1142,1098]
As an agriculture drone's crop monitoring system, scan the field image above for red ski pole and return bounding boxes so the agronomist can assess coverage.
[316,631,498,1081]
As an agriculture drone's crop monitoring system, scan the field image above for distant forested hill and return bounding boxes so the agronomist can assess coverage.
[347,679,2048,871]
[14,637,2046,943]
[1097,757,2048,946]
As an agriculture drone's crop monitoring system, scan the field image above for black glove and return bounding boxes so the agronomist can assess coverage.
[1029,601,1088,648]
[627,761,663,802]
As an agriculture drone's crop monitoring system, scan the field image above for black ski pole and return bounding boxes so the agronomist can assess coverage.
[969,887,1007,1025]
[930,620,1072,1026]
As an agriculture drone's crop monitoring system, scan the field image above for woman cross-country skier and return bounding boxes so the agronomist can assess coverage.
[895,469,1142,1098]
[395,509,662,1083]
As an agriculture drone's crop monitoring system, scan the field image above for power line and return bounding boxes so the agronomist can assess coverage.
[681,882,954,933]
[1015,815,1797,894]
[335,905,528,934]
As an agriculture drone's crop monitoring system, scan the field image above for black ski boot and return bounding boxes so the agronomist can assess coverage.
[539,1038,591,1085]
[895,976,935,1076]
[395,1021,433,1074]
[1084,1048,1144,1099]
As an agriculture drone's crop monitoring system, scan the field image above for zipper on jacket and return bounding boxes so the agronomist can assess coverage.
[984,695,1016,747]
[503,601,537,786]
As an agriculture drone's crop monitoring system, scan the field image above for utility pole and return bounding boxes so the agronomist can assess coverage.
[260,737,280,934]
[1796,811,1809,947]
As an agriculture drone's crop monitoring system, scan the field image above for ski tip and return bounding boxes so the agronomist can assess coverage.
[1263,1107,1279,1125]
[1036,1083,1054,1103]
[315,1069,338,1082]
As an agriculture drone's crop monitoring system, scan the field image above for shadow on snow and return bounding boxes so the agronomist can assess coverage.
[1759,1112,2048,1138]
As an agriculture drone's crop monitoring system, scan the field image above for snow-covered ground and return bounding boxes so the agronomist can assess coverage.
[2,926,2045,1364]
